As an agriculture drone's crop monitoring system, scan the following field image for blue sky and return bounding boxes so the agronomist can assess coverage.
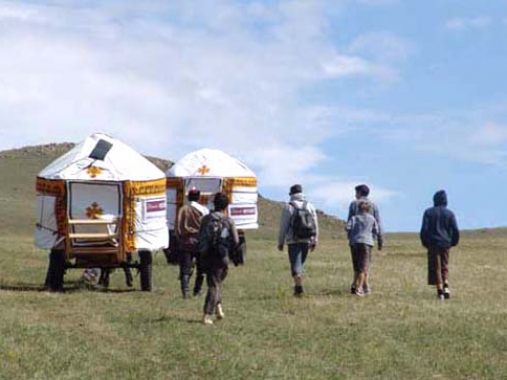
[0,0,506,231]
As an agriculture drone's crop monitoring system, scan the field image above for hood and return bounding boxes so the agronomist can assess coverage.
[433,190,448,207]
[290,193,305,202]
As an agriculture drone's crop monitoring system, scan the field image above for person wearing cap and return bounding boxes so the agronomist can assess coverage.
[175,187,209,298]
[347,184,383,295]
[278,184,319,297]
[420,190,460,300]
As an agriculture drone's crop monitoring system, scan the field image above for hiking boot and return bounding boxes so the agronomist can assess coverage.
[180,275,190,299]
[294,285,304,297]
[443,284,451,299]
[203,314,214,325]
[216,303,225,320]
[194,274,204,297]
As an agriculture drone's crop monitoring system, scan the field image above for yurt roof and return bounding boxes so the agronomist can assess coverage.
[167,148,256,178]
[38,133,164,181]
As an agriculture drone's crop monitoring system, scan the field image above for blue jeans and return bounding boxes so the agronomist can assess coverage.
[288,243,309,276]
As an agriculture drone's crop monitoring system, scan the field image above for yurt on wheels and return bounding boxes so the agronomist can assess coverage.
[35,133,168,291]
[166,148,258,262]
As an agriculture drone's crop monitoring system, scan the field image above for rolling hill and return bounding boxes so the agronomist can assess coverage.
[0,143,345,239]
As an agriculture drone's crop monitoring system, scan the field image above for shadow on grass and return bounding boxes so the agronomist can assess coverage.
[0,280,136,294]
[140,314,203,325]
[0,282,45,292]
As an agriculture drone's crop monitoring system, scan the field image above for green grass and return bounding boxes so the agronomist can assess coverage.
[1,233,507,379]
[1,143,507,379]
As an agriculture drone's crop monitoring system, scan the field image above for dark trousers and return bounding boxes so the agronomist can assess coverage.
[427,246,450,286]
[203,265,228,315]
[179,250,204,294]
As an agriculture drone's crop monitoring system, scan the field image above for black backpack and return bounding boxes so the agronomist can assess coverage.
[199,213,233,264]
[290,201,317,239]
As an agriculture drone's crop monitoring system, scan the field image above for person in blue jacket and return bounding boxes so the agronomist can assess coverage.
[420,190,460,300]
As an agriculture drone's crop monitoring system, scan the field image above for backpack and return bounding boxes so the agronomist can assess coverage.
[290,201,317,240]
[199,213,233,264]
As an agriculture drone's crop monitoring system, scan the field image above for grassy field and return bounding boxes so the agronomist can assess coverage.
[1,230,507,379]
[1,143,507,379]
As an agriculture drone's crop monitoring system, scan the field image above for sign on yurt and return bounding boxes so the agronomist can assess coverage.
[35,133,168,291]
[166,148,258,232]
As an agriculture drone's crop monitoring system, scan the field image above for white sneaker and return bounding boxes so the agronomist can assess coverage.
[216,304,225,320]
[203,314,214,325]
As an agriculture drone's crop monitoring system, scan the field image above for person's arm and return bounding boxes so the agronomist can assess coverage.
[450,212,460,247]
[346,217,354,242]
[347,201,355,222]
[229,218,240,248]
[197,215,208,253]
[277,204,291,250]
[310,203,319,246]
[420,211,429,248]
[373,203,383,236]
[373,219,382,250]
[175,207,184,239]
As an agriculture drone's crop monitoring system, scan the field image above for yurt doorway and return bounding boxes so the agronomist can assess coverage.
[184,177,222,209]
[66,181,124,265]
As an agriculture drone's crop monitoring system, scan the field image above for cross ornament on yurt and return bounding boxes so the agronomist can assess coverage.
[197,165,211,175]
[87,166,103,178]
[86,202,104,219]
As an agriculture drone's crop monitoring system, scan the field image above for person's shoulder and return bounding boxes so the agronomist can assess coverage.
[423,206,434,214]
[366,213,376,221]
[444,208,456,218]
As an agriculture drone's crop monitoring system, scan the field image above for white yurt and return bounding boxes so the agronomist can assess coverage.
[166,148,258,232]
[35,133,168,290]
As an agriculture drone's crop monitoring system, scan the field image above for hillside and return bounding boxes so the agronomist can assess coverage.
[0,143,345,239]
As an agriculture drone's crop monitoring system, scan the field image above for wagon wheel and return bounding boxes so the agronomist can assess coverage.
[139,250,153,292]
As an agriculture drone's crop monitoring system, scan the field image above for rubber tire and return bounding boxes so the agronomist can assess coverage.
[139,250,153,292]
[46,249,65,292]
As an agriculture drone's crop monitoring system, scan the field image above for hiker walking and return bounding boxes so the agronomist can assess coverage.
[346,200,381,296]
[278,184,319,297]
[175,187,209,298]
[420,190,460,300]
[347,184,383,295]
[199,192,239,325]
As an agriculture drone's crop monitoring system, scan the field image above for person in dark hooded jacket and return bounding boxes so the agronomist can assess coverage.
[420,190,460,300]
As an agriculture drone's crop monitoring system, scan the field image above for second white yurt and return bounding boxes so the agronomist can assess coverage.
[166,148,258,230]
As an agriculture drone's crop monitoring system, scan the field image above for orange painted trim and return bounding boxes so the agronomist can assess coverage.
[36,177,66,197]
[128,178,167,196]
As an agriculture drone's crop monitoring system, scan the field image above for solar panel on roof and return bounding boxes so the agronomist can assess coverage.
[89,139,113,161]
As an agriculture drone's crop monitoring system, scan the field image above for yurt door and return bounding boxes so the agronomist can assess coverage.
[66,181,123,255]
[184,177,222,210]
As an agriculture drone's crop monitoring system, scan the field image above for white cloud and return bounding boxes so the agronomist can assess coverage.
[0,0,410,192]
[322,54,399,81]
[378,114,507,165]
[469,122,507,146]
[348,32,414,62]
[351,0,398,5]
[310,180,399,213]
[445,16,491,30]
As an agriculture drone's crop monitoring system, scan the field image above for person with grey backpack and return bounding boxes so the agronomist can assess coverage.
[278,184,319,297]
